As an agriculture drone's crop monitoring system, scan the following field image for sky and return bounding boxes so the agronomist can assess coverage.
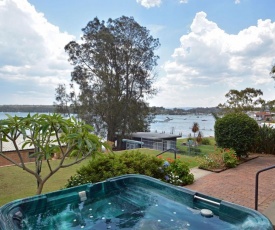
[1,0,275,108]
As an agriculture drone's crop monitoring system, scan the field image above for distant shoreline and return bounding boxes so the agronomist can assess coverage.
[0,105,55,113]
[0,105,220,115]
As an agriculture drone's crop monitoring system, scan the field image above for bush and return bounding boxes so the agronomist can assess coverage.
[214,113,259,157]
[223,148,238,168]
[163,160,194,186]
[254,125,275,154]
[198,148,238,170]
[189,147,201,154]
[65,150,194,188]
[198,151,224,170]
[201,138,211,145]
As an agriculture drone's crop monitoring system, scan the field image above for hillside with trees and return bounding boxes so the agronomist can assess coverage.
[151,106,220,115]
[0,105,220,115]
[0,105,55,113]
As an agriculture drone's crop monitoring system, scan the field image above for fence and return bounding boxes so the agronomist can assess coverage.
[140,139,177,151]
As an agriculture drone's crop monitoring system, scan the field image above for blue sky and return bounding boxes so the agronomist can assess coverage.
[1,0,275,107]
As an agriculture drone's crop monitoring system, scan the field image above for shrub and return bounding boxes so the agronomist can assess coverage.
[254,125,275,154]
[165,160,194,185]
[198,148,238,170]
[198,151,224,170]
[189,147,201,155]
[223,148,238,168]
[65,150,194,188]
[214,113,259,157]
[201,138,211,145]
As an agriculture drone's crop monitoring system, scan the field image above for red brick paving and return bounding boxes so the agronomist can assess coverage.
[185,155,275,213]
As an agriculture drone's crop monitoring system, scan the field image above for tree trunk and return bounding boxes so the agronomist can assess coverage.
[36,181,44,195]
[107,130,116,143]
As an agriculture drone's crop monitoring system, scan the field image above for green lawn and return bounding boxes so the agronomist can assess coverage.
[177,137,216,155]
[0,157,92,206]
[0,138,216,207]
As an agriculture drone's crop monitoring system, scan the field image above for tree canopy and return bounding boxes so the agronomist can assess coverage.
[270,64,275,80]
[54,84,72,116]
[60,16,160,146]
[218,88,264,113]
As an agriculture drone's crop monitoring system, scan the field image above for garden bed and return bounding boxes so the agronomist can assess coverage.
[201,154,259,173]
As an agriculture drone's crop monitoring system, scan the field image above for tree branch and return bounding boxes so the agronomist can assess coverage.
[0,152,23,168]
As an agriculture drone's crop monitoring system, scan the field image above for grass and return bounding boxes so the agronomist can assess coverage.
[176,137,216,155]
[0,157,92,206]
[0,137,216,206]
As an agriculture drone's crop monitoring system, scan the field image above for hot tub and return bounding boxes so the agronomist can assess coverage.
[0,174,272,229]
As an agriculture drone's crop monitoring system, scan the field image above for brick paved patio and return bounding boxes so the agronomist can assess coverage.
[185,155,275,213]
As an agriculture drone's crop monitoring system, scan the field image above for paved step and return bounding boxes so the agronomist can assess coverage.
[263,201,275,228]
[189,167,213,180]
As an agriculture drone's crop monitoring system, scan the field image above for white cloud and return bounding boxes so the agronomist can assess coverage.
[151,11,275,107]
[146,24,165,37]
[137,0,188,7]
[136,0,162,8]
[0,0,74,104]
[137,0,239,8]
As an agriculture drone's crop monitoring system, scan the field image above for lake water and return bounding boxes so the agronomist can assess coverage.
[151,114,215,138]
[0,113,215,138]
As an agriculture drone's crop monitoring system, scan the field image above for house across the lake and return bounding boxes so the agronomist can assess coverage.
[0,135,35,167]
[255,111,273,121]
[123,132,181,151]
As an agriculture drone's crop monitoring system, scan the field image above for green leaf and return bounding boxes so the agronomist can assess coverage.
[67,133,79,139]
[22,141,33,149]
[41,124,50,134]
[70,149,79,157]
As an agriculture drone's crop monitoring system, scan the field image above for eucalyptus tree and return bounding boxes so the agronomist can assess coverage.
[265,100,275,112]
[218,88,264,113]
[54,84,72,116]
[54,83,80,118]
[0,113,104,194]
[270,64,275,80]
[63,16,160,146]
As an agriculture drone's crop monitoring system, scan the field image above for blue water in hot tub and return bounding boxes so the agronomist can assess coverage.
[22,185,237,229]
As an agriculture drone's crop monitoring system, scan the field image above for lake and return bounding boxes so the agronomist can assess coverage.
[0,113,215,138]
[151,114,215,138]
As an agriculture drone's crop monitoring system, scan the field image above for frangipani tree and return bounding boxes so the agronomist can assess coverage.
[0,113,105,194]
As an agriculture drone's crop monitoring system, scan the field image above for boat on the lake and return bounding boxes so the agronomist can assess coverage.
[158,117,173,122]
